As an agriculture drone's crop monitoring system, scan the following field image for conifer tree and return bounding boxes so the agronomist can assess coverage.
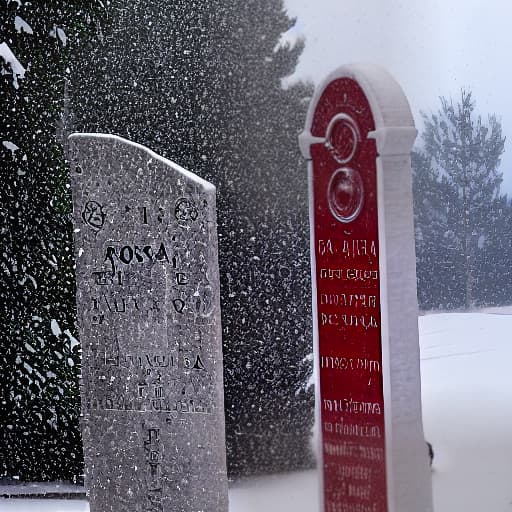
[1,1,103,480]
[417,91,505,309]
[212,0,314,476]
[412,151,462,308]
[71,0,314,477]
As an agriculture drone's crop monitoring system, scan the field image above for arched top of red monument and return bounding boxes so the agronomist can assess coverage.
[299,64,417,159]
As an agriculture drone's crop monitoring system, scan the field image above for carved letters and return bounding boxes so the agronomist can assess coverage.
[83,199,217,420]
[103,242,171,275]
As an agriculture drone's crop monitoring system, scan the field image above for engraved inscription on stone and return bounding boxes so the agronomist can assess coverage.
[69,133,228,512]
[301,65,433,512]
[302,75,388,512]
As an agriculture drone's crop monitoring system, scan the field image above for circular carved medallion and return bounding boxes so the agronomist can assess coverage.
[324,113,360,164]
[328,167,364,223]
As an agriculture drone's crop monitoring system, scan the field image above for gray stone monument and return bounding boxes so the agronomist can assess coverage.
[68,133,228,512]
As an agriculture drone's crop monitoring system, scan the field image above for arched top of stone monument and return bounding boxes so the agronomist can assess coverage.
[68,132,215,192]
[299,63,417,159]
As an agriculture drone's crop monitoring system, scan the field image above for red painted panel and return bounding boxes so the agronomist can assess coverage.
[310,78,387,512]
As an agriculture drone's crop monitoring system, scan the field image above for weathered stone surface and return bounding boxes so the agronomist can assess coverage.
[69,133,228,512]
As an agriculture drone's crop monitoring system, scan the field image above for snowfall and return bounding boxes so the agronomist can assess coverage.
[2,309,512,512]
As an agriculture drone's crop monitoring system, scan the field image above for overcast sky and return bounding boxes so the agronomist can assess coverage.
[284,0,512,194]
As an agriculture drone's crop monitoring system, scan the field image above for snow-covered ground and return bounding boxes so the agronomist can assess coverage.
[3,311,512,511]
[420,311,512,512]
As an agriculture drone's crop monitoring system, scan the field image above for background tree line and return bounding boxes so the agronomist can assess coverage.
[2,0,512,484]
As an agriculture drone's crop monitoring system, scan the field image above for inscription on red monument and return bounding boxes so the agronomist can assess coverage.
[309,78,387,512]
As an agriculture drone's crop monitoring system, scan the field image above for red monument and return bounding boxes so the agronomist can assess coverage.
[300,65,432,512]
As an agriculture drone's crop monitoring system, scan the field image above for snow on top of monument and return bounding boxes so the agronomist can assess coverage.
[299,63,417,158]
[68,133,215,192]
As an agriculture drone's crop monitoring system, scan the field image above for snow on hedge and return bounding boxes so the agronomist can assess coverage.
[0,41,25,88]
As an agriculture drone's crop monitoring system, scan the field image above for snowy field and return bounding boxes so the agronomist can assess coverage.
[3,311,512,512]
[420,311,512,512]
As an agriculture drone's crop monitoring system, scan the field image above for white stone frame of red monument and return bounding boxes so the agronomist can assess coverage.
[299,64,433,512]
